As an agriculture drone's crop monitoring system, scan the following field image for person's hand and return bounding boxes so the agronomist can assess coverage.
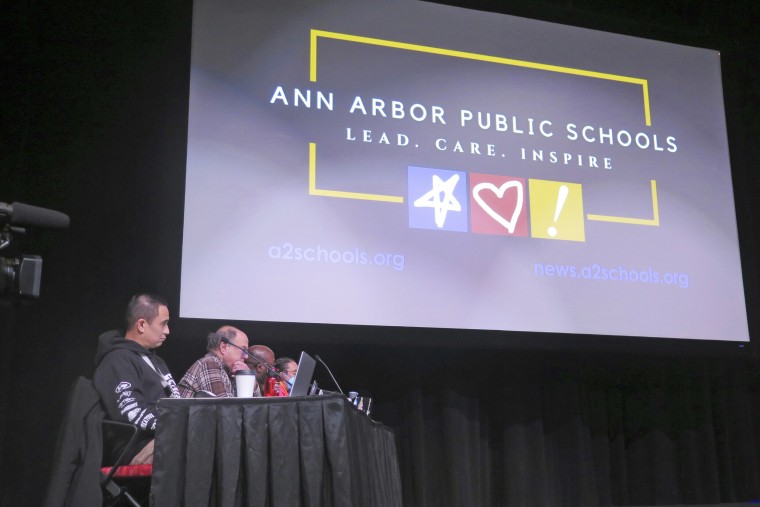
[231,360,248,372]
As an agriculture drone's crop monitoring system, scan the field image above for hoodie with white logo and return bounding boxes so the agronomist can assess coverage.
[93,330,179,432]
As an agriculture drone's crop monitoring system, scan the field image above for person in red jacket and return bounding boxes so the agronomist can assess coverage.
[245,344,276,392]
[264,357,298,396]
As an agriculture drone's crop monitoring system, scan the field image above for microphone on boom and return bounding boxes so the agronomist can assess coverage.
[228,338,288,382]
[314,354,345,395]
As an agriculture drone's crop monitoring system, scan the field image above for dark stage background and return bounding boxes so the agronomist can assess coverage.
[2,1,759,506]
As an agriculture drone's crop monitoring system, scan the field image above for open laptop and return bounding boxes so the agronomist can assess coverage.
[289,351,316,397]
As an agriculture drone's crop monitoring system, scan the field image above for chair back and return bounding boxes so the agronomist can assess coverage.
[42,376,104,507]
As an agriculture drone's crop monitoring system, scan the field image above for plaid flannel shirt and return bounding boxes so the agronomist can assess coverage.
[178,352,238,398]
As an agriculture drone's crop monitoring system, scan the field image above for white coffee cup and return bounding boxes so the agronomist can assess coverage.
[235,370,257,397]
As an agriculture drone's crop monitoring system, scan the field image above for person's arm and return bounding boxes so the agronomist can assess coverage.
[94,351,161,431]
[194,360,236,397]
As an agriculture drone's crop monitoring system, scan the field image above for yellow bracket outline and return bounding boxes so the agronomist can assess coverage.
[307,29,654,205]
[586,180,660,226]
[310,29,651,125]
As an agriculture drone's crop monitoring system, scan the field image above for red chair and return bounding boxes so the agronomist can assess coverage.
[100,419,153,507]
[101,463,153,478]
[43,377,152,507]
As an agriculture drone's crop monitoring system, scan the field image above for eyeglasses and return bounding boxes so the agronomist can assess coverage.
[224,340,249,358]
[247,354,274,371]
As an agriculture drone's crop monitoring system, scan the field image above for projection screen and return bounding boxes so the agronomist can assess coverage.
[180,0,749,342]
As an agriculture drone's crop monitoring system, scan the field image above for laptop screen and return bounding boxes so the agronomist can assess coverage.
[289,351,316,397]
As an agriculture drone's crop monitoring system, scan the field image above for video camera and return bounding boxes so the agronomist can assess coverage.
[0,201,69,299]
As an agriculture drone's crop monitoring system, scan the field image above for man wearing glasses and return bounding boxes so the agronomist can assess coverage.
[178,326,253,397]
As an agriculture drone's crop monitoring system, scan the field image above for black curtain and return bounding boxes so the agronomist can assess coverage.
[379,355,760,506]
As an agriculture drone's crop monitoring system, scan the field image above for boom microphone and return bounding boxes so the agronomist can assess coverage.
[0,202,70,229]
[233,339,288,382]
[314,354,345,395]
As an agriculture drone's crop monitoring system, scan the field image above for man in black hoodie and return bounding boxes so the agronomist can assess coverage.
[94,293,180,464]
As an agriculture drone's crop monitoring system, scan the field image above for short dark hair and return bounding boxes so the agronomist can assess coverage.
[207,327,237,352]
[125,294,168,329]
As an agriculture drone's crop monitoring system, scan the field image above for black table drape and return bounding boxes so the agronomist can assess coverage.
[150,394,402,507]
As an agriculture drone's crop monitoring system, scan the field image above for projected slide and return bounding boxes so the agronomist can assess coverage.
[180,0,748,341]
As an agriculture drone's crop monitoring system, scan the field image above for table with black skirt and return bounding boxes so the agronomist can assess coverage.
[149,394,402,507]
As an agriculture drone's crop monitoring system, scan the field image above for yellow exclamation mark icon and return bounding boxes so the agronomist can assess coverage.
[528,179,585,242]
[548,185,568,237]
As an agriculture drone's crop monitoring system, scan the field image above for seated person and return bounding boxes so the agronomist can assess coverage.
[271,356,298,395]
[244,344,275,395]
[262,356,296,397]
[94,293,181,464]
[178,326,251,398]
[275,357,298,380]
